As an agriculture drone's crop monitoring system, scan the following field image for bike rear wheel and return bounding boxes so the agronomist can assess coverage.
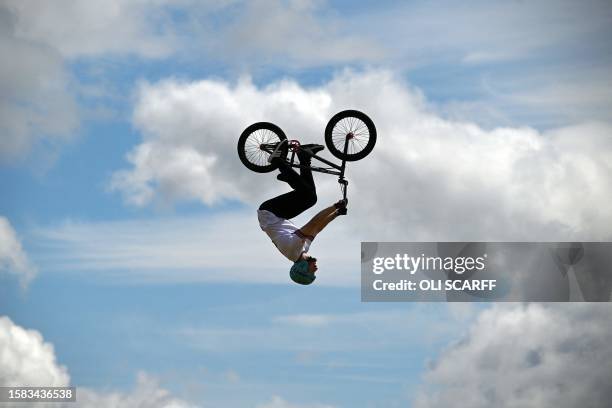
[238,122,288,173]
[324,110,376,161]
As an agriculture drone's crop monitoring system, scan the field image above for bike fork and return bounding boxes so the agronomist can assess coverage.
[338,135,350,204]
[339,178,348,201]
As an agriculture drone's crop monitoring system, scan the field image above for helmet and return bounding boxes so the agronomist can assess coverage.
[290,259,316,285]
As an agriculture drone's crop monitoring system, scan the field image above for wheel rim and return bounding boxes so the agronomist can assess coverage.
[243,128,282,167]
[331,116,370,156]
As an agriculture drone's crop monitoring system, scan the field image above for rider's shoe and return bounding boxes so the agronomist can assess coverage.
[277,172,290,183]
[336,207,347,216]
[298,144,324,161]
[268,139,288,163]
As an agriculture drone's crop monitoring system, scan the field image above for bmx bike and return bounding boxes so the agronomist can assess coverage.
[237,110,376,202]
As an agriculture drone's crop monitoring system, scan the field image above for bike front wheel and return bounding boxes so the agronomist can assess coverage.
[324,110,376,161]
[237,122,288,173]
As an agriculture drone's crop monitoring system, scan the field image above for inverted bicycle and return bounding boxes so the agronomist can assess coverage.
[237,110,377,203]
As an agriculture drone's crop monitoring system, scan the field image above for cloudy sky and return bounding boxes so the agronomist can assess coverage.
[1,0,611,407]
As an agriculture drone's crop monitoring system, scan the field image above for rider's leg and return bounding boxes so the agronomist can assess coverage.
[258,157,317,219]
[258,188,316,220]
[276,157,315,193]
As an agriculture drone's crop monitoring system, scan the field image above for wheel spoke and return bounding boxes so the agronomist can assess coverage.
[262,130,271,143]
[257,151,266,165]
[340,119,350,135]
[324,111,375,160]
[246,150,257,163]
[353,137,365,148]
[332,118,369,154]
[249,150,261,165]
[244,127,281,166]
[345,117,351,132]
[332,117,370,154]
[260,150,268,164]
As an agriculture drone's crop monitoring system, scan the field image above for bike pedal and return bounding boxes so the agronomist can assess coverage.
[268,139,288,163]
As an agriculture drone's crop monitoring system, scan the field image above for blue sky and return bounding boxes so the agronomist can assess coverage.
[1,1,612,407]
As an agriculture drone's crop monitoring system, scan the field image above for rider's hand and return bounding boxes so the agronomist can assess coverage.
[334,199,348,209]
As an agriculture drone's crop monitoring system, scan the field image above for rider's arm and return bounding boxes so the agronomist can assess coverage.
[299,203,342,238]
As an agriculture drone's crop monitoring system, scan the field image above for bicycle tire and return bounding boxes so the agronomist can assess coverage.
[237,122,288,173]
[324,110,376,161]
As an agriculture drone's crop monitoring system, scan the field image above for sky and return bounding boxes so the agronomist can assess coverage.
[1,0,612,407]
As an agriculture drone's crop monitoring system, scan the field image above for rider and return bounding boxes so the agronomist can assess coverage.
[258,140,348,285]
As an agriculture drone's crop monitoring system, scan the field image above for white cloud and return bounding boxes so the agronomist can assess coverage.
[356,0,612,71]
[2,0,609,162]
[0,316,197,408]
[256,395,336,408]
[0,216,37,287]
[439,64,612,129]
[0,316,69,387]
[272,314,335,327]
[3,0,179,59]
[77,372,198,408]
[0,0,179,161]
[0,5,78,161]
[112,70,612,241]
[271,306,477,330]
[179,306,478,354]
[203,0,384,67]
[414,304,612,408]
[110,142,245,207]
[31,212,339,284]
[30,207,370,285]
[348,0,612,127]
[0,316,340,407]
[500,69,612,126]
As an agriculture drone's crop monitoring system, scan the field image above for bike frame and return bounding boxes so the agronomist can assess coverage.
[262,138,351,200]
